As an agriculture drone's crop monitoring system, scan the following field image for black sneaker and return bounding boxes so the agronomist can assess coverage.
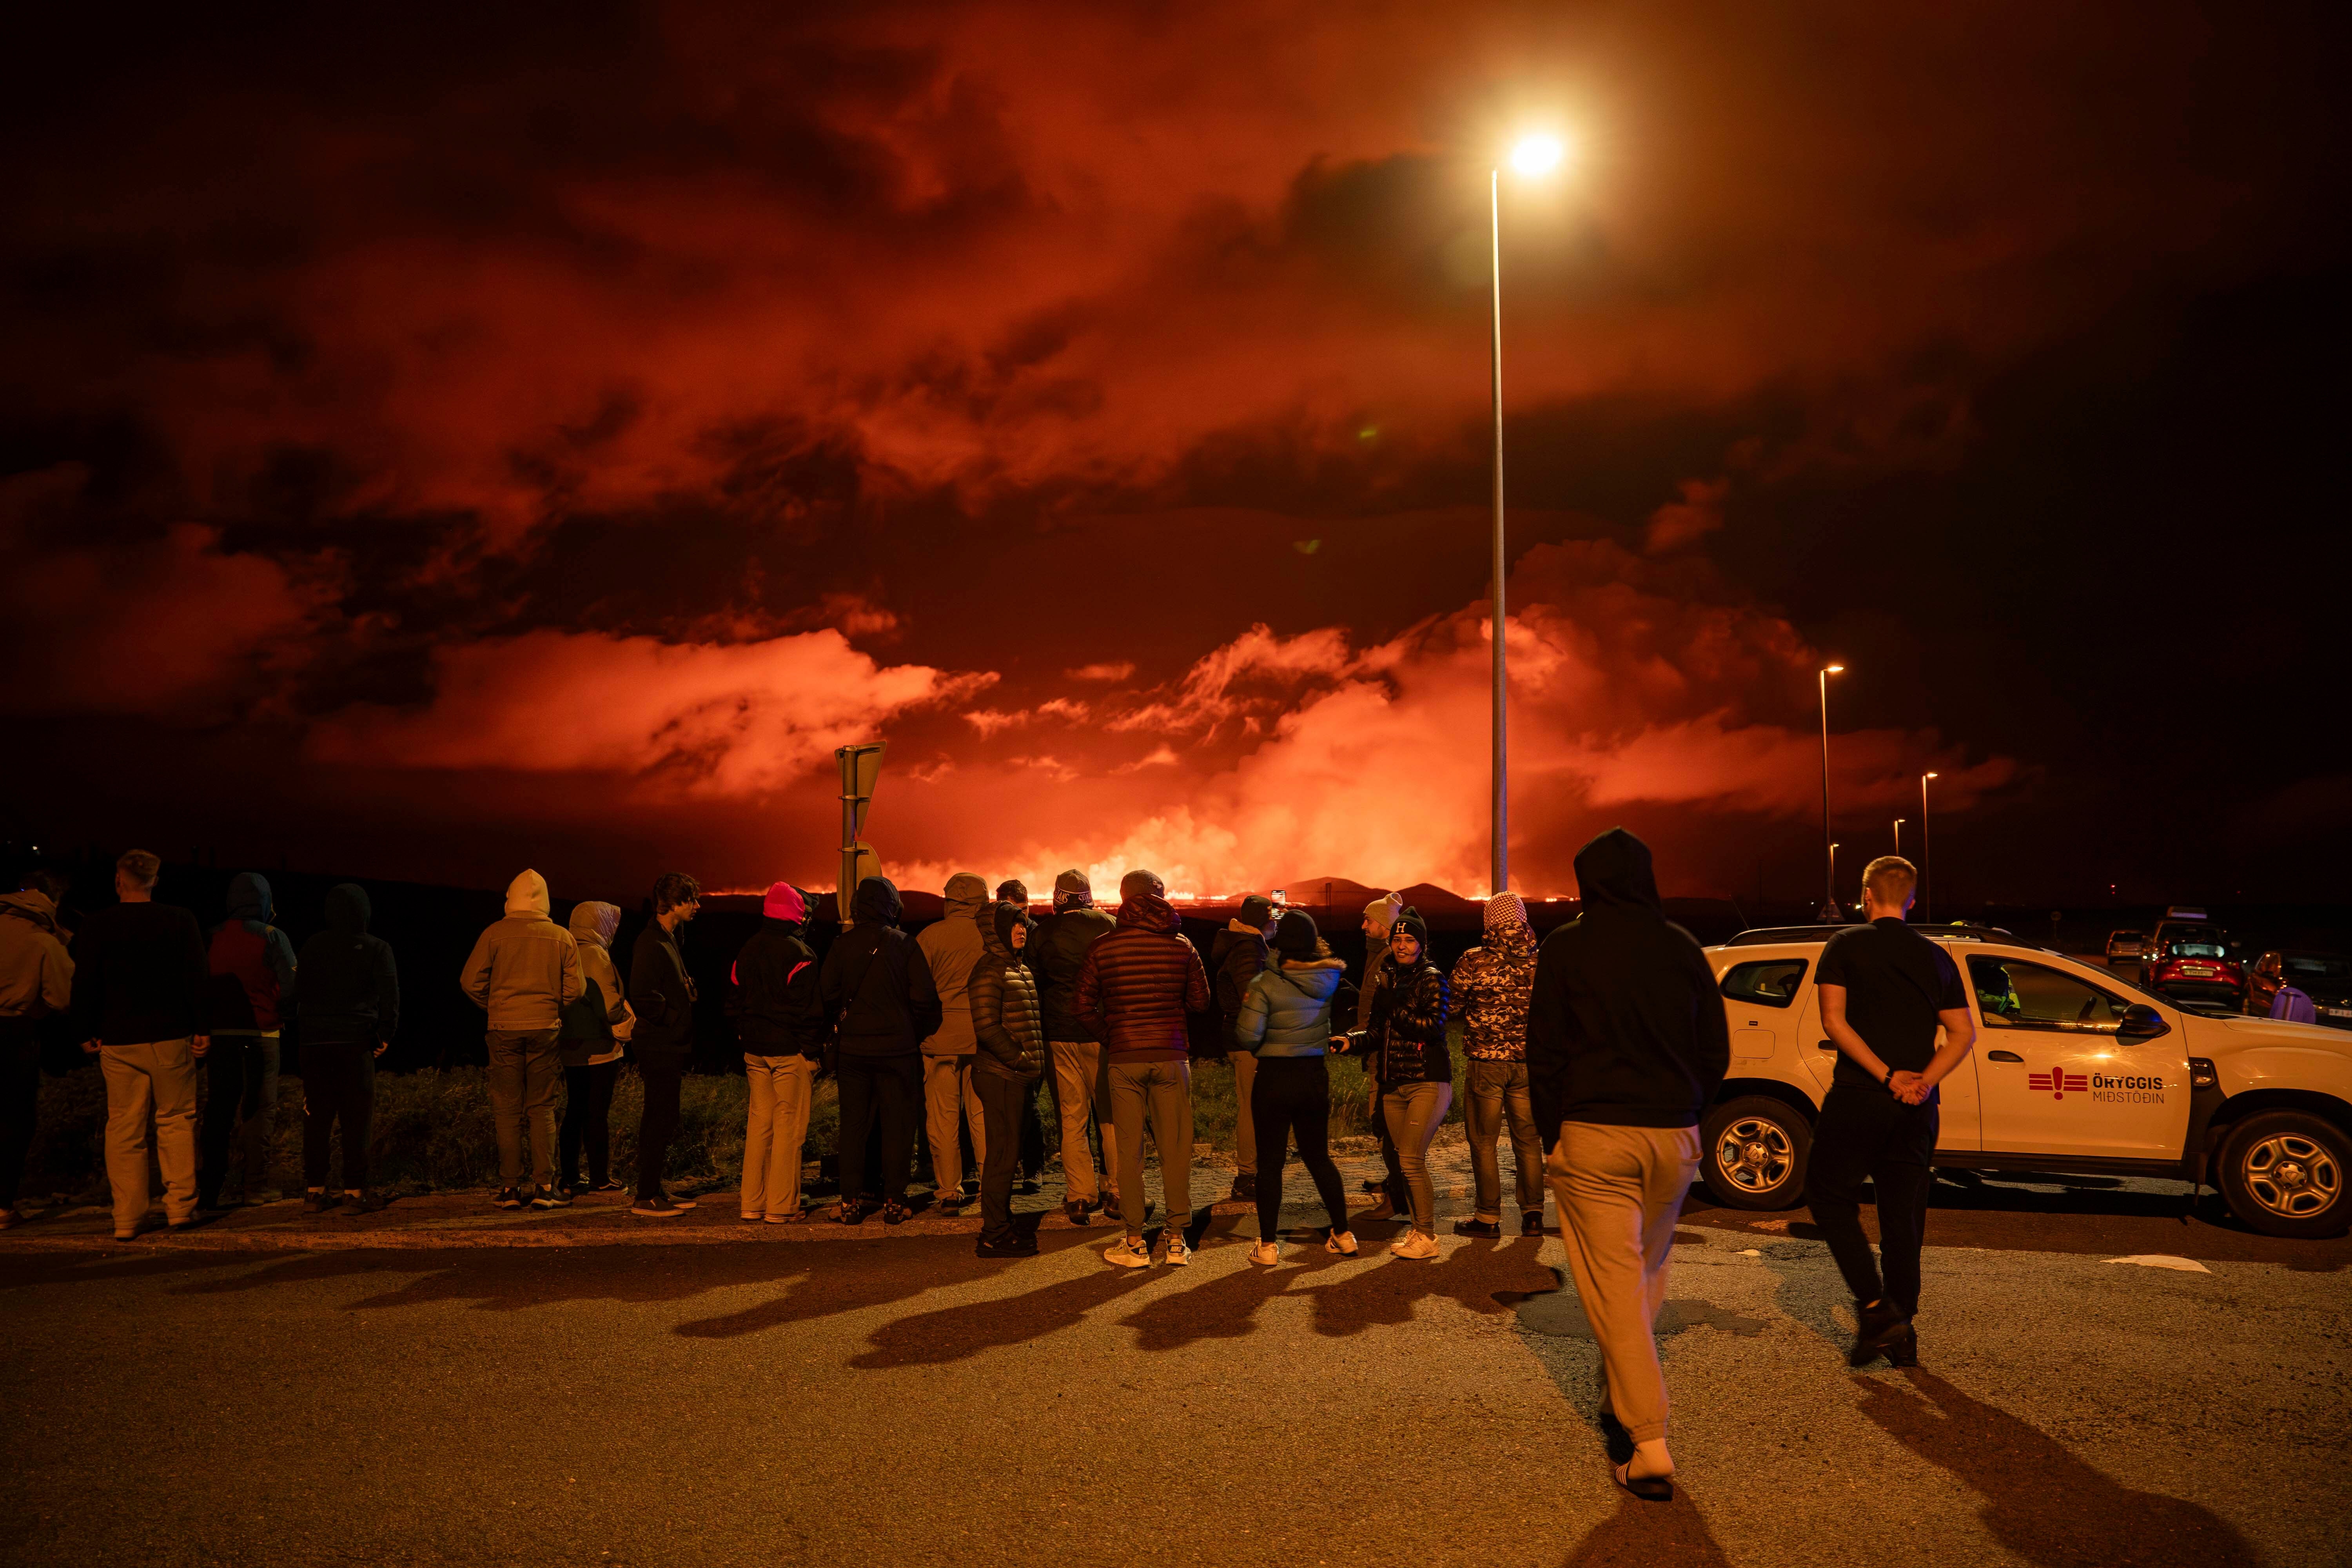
[529,1186,572,1210]
[1063,1199,1091,1226]
[1848,1299,1913,1367]
[349,1190,388,1214]
[976,1236,1038,1259]
[1359,1176,1387,1193]
[1100,1193,1123,1222]
[1521,1210,1546,1237]
[1452,1218,1503,1239]
[493,1187,524,1210]
[1229,1174,1257,1201]
[631,1196,685,1218]
[302,1190,339,1215]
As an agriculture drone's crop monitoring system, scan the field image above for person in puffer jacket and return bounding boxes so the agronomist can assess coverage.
[728,882,826,1222]
[969,900,1045,1257]
[819,876,942,1223]
[1366,909,1452,1260]
[557,901,632,1198]
[1449,892,1545,1238]
[1076,869,1210,1268]
[201,872,296,1209]
[1232,910,1358,1263]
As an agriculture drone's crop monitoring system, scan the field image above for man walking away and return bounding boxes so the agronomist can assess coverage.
[1528,828,1729,1502]
[1356,892,1410,1213]
[628,872,702,1217]
[558,901,632,1198]
[296,884,399,1214]
[71,850,210,1241]
[1078,869,1210,1268]
[916,873,990,1214]
[0,876,74,1229]
[1451,892,1546,1239]
[820,876,941,1224]
[1032,869,1116,1225]
[200,873,296,1210]
[970,900,1046,1257]
[1209,893,1276,1201]
[460,869,583,1211]
[730,882,826,1223]
[1811,855,1976,1368]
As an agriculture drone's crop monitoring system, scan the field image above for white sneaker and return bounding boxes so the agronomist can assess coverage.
[1248,1239,1281,1266]
[1325,1230,1359,1256]
[1105,1237,1153,1269]
[1161,1234,1192,1268]
[1388,1229,1439,1261]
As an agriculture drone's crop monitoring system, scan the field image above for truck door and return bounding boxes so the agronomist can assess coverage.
[1797,967,1982,1152]
[1967,953,2188,1159]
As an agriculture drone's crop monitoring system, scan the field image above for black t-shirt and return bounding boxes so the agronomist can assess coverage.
[1816,918,1965,1092]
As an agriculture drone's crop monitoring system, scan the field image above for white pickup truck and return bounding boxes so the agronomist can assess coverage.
[1699,925,2351,1238]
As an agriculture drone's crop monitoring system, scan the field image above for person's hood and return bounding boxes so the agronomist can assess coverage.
[762,881,806,926]
[323,883,372,935]
[1573,828,1661,912]
[985,900,1033,959]
[226,871,272,924]
[852,875,902,925]
[1116,891,1180,933]
[943,872,990,921]
[568,900,621,949]
[1271,959,1346,999]
[505,869,552,918]
[0,889,59,934]
[1226,917,1266,936]
[1484,891,1534,951]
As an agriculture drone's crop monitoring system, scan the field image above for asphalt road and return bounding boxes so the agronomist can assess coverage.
[3,1181,2345,1568]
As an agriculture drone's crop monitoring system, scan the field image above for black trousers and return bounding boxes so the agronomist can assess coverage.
[560,1060,619,1188]
[1017,1077,1046,1180]
[838,1054,920,1205]
[1807,1085,1939,1318]
[1252,1056,1350,1238]
[301,1042,375,1189]
[199,1033,279,1204]
[973,1068,1033,1245]
[633,1053,686,1201]
[0,1024,40,1210]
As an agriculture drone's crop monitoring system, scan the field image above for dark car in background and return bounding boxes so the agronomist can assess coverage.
[2105,929,2147,961]
[2140,918,2245,1007]
[2245,951,2352,1028]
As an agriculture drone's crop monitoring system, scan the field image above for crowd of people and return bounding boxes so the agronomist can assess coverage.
[0,833,1967,1503]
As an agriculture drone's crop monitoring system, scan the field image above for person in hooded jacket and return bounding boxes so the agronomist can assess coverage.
[628,872,703,1218]
[0,877,74,1229]
[1031,869,1118,1224]
[1207,893,1277,1201]
[729,882,827,1223]
[1076,868,1211,1268]
[969,900,1045,1257]
[1450,892,1546,1239]
[820,877,942,1223]
[296,884,399,1214]
[1527,828,1730,1503]
[1232,911,1358,1263]
[200,872,297,1209]
[917,873,991,1214]
[1364,910,1452,1260]
[557,900,633,1199]
[461,869,584,1210]
[995,878,1048,1189]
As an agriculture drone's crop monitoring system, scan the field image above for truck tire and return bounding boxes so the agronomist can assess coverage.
[1700,1096,1812,1210]
[2216,1111,2350,1238]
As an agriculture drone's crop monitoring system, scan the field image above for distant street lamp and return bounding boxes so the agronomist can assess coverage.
[1893,817,1905,856]
[1487,132,1568,897]
[1817,664,1844,918]
[1920,771,1939,921]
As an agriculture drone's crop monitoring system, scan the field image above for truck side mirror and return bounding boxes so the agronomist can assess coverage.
[2117,1003,2169,1040]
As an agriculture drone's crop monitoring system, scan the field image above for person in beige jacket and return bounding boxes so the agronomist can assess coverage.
[0,882,74,1229]
[916,872,989,1214]
[460,870,583,1209]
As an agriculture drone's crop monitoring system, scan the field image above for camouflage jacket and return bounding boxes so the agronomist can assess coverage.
[1448,925,1537,1061]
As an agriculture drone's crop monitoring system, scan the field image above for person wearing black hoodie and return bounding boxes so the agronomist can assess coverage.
[1527,828,1730,1503]
[969,900,1045,1257]
[1029,869,1117,1224]
[1207,893,1276,1201]
[819,876,942,1223]
[295,884,400,1213]
[628,871,702,1218]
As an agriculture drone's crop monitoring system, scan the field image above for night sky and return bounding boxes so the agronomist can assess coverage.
[3,3,2345,906]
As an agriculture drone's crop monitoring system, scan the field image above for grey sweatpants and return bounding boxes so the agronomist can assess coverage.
[1107,1058,1192,1239]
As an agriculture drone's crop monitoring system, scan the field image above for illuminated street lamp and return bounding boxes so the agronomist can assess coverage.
[1488,131,1568,895]
[1893,817,1906,856]
[1920,770,1940,920]
[1817,664,1844,918]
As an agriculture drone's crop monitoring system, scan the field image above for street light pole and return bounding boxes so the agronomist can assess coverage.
[1817,664,1843,917]
[1920,771,1938,922]
[1488,165,1508,898]
[1894,818,1905,856]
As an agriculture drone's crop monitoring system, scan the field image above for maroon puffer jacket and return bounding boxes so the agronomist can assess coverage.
[1074,893,1210,1063]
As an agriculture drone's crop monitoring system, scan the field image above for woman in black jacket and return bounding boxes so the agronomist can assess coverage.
[1368,911,1452,1260]
[968,901,1044,1258]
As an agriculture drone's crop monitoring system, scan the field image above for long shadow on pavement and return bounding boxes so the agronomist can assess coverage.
[1296,1234,1557,1338]
[849,1256,1159,1368]
[1855,1368,2263,1568]
[1557,1490,1735,1568]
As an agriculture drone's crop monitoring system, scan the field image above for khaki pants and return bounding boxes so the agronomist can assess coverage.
[1223,1050,1258,1175]
[101,1039,200,1234]
[1108,1058,1192,1239]
[486,1029,560,1191]
[1466,1058,1545,1222]
[1048,1040,1119,1204]
[1380,1079,1453,1232]
[923,1054,985,1194]
[1546,1122,1702,1445]
[742,1054,815,1218]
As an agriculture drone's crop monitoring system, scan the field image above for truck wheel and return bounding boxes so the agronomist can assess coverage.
[1700,1096,1811,1210]
[2217,1111,2350,1238]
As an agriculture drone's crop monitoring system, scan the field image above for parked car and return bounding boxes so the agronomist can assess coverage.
[2106,929,2148,962]
[2140,919,2244,1007]
[1702,925,2350,1237]
[2244,951,2352,1029]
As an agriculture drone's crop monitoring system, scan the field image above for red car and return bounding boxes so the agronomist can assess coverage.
[2140,920,2244,1007]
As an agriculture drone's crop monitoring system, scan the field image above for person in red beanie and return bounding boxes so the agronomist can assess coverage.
[728,881,828,1221]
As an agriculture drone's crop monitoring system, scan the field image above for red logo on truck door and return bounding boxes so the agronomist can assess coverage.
[2027,1070,2090,1100]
